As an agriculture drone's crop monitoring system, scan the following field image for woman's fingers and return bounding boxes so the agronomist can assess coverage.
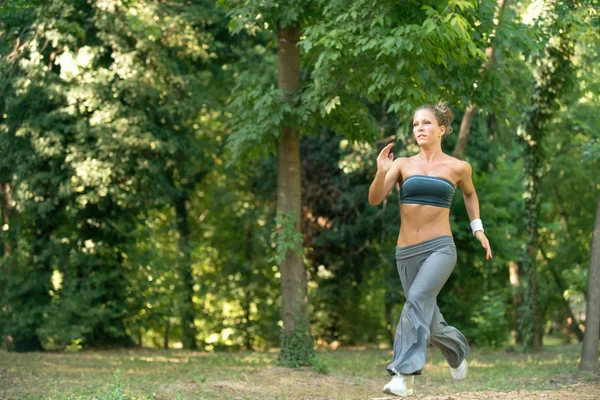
[479,235,492,260]
[484,239,492,259]
[378,143,393,159]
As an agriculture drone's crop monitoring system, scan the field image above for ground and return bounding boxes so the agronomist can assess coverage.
[201,366,599,400]
[1,342,598,399]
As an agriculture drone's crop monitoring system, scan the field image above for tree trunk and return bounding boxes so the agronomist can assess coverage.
[175,193,198,350]
[517,9,574,351]
[508,261,522,344]
[579,190,600,370]
[452,0,508,159]
[277,21,312,365]
[520,123,542,351]
[164,319,170,349]
[244,227,253,351]
[453,105,476,159]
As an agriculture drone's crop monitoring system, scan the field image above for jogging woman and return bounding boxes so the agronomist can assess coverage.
[368,101,493,397]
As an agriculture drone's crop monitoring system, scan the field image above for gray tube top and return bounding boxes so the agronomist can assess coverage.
[400,175,455,209]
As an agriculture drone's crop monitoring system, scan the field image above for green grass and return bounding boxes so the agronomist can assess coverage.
[0,341,598,399]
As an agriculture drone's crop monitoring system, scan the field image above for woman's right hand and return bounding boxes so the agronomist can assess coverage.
[377,143,394,173]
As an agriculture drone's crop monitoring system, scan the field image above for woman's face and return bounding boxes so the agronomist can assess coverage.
[413,109,445,146]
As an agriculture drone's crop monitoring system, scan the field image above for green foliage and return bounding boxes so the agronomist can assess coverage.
[91,370,127,400]
[271,210,304,265]
[226,79,289,162]
[219,0,310,33]
[301,0,487,121]
[0,0,237,350]
[583,139,600,162]
[516,0,589,351]
[464,292,510,348]
[310,354,330,374]
[65,338,84,353]
[278,311,315,367]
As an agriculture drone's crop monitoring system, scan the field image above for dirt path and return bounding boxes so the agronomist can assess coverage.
[199,367,600,400]
[204,383,600,400]
[371,384,600,399]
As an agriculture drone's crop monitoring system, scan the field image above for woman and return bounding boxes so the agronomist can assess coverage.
[368,101,492,397]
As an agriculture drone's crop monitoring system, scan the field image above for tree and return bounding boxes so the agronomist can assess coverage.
[222,0,314,364]
[580,182,600,370]
[578,0,600,370]
[275,20,313,364]
[517,1,577,351]
[0,0,228,350]
[223,0,492,364]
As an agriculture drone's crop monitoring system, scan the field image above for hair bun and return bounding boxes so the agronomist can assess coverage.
[435,100,454,135]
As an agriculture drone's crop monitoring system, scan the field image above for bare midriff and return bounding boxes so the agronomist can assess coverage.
[397,203,452,247]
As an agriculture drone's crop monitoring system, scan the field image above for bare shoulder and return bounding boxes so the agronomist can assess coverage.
[392,156,409,166]
[458,159,472,176]
[444,156,472,181]
[390,157,408,179]
[443,155,470,170]
[389,156,410,172]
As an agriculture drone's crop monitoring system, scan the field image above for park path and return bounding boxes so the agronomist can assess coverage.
[370,383,600,399]
[202,366,600,400]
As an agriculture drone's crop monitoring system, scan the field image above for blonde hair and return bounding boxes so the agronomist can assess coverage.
[415,101,454,135]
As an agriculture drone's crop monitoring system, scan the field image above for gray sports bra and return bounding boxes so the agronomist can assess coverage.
[400,175,455,209]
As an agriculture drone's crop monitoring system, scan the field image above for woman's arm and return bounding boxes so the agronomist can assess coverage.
[458,161,493,260]
[368,143,403,205]
[458,162,479,220]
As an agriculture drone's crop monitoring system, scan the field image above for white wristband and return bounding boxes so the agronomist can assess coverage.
[470,219,484,235]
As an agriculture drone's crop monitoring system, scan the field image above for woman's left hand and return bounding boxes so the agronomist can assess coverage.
[474,231,493,260]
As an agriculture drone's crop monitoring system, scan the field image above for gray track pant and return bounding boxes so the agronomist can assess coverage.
[387,235,469,376]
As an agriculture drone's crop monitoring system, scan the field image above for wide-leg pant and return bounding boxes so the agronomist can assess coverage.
[386,235,469,376]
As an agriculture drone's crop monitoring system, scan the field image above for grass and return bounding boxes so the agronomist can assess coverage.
[0,340,598,399]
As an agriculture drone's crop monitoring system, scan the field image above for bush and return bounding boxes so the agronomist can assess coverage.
[464,291,510,348]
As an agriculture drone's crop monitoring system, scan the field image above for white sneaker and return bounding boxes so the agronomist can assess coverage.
[383,373,414,397]
[450,359,468,380]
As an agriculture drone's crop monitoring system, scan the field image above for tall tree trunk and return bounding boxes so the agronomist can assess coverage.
[508,261,523,344]
[579,190,600,370]
[175,193,198,350]
[453,0,508,159]
[244,227,253,351]
[520,113,542,351]
[277,21,312,365]
[453,105,476,159]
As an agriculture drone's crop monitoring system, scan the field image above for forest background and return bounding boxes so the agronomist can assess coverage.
[0,0,599,377]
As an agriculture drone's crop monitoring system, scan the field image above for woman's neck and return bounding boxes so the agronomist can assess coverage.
[418,145,444,163]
